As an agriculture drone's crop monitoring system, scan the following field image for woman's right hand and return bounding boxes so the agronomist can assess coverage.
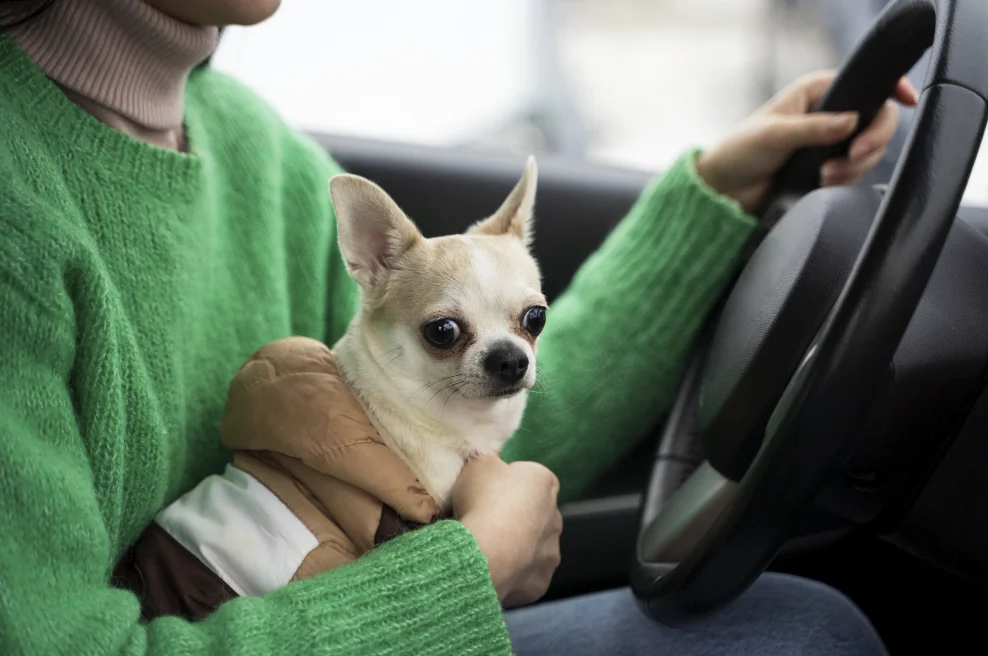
[453,455,563,608]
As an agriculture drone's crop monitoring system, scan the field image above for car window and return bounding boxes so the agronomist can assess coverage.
[212,0,988,207]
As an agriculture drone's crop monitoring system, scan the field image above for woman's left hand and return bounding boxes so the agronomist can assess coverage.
[696,70,919,214]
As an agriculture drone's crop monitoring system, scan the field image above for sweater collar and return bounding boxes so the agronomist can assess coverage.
[7,0,217,131]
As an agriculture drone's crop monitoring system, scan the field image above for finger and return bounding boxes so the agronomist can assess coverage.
[551,509,563,536]
[794,70,839,111]
[849,101,899,160]
[522,573,553,605]
[502,589,527,609]
[820,167,859,187]
[821,147,887,186]
[537,546,562,587]
[894,77,920,106]
[511,461,560,493]
[794,71,916,109]
[543,535,562,564]
[830,147,887,179]
[763,112,859,150]
[547,546,561,571]
[766,70,837,114]
[821,155,884,187]
[511,460,556,479]
[510,565,556,607]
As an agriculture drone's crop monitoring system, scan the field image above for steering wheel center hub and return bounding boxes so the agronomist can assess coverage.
[699,187,883,481]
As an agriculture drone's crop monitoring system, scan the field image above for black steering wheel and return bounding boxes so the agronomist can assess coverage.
[632,0,988,626]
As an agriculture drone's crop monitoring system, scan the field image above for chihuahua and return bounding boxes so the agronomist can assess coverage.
[330,157,546,509]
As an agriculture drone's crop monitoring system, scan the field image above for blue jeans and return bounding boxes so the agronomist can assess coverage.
[506,573,887,655]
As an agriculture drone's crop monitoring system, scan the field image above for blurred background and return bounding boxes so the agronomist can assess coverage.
[212,0,988,206]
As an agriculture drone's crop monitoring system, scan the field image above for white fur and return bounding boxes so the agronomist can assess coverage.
[334,319,528,508]
[330,158,543,509]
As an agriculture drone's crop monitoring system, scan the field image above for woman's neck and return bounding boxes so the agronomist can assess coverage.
[8,0,217,151]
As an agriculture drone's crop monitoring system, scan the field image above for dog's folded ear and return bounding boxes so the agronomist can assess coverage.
[330,174,424,289]
[467,155,537,248]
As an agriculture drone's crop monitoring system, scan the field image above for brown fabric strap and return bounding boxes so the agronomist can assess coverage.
[374,504,426,546]
[373,504,450,546]
[111,521,237,623]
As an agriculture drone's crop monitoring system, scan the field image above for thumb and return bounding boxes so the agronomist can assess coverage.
[763,112,859,150]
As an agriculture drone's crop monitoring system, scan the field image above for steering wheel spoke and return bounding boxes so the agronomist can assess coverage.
[639,462,736,564]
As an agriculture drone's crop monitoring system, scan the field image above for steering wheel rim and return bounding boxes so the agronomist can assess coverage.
[632,0,988,626]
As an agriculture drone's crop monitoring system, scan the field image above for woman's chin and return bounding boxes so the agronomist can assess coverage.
[145,0,282,27]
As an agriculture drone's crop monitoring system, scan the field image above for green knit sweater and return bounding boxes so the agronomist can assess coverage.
[0,34,755,656]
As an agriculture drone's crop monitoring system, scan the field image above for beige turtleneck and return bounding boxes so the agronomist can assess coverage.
[8,0,218,151]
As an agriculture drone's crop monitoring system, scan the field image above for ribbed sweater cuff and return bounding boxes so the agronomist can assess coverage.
[248,520,512,655]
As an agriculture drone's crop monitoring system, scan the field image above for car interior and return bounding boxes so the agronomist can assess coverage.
[319,1,988,651]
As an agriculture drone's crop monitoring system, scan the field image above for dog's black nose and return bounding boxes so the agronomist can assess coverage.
[484,343,529,383]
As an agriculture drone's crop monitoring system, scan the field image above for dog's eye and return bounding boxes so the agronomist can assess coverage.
[522,306,547,336]
[423,319,461,348]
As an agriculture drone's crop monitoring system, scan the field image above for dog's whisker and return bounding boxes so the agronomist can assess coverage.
[424,380,463,407]
[528,371,549,395]
[372,346,404,363]
[425,379,466,407]
[376,349,404,379]
[407,374,467,400]
[440,382,468,419]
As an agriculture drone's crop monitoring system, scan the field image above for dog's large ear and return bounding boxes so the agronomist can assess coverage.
[467,155,536,247]
[330,174,423,289]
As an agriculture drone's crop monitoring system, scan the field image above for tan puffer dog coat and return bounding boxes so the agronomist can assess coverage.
[112,337,442,622]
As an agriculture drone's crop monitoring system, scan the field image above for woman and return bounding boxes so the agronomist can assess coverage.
[0,0,914,654]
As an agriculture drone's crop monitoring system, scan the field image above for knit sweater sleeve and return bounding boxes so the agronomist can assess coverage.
[502,149,757,500]
[0,251,511,654]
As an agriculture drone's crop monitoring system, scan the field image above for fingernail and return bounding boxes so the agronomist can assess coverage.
[832,113,859,132]
[905,80,920,104]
